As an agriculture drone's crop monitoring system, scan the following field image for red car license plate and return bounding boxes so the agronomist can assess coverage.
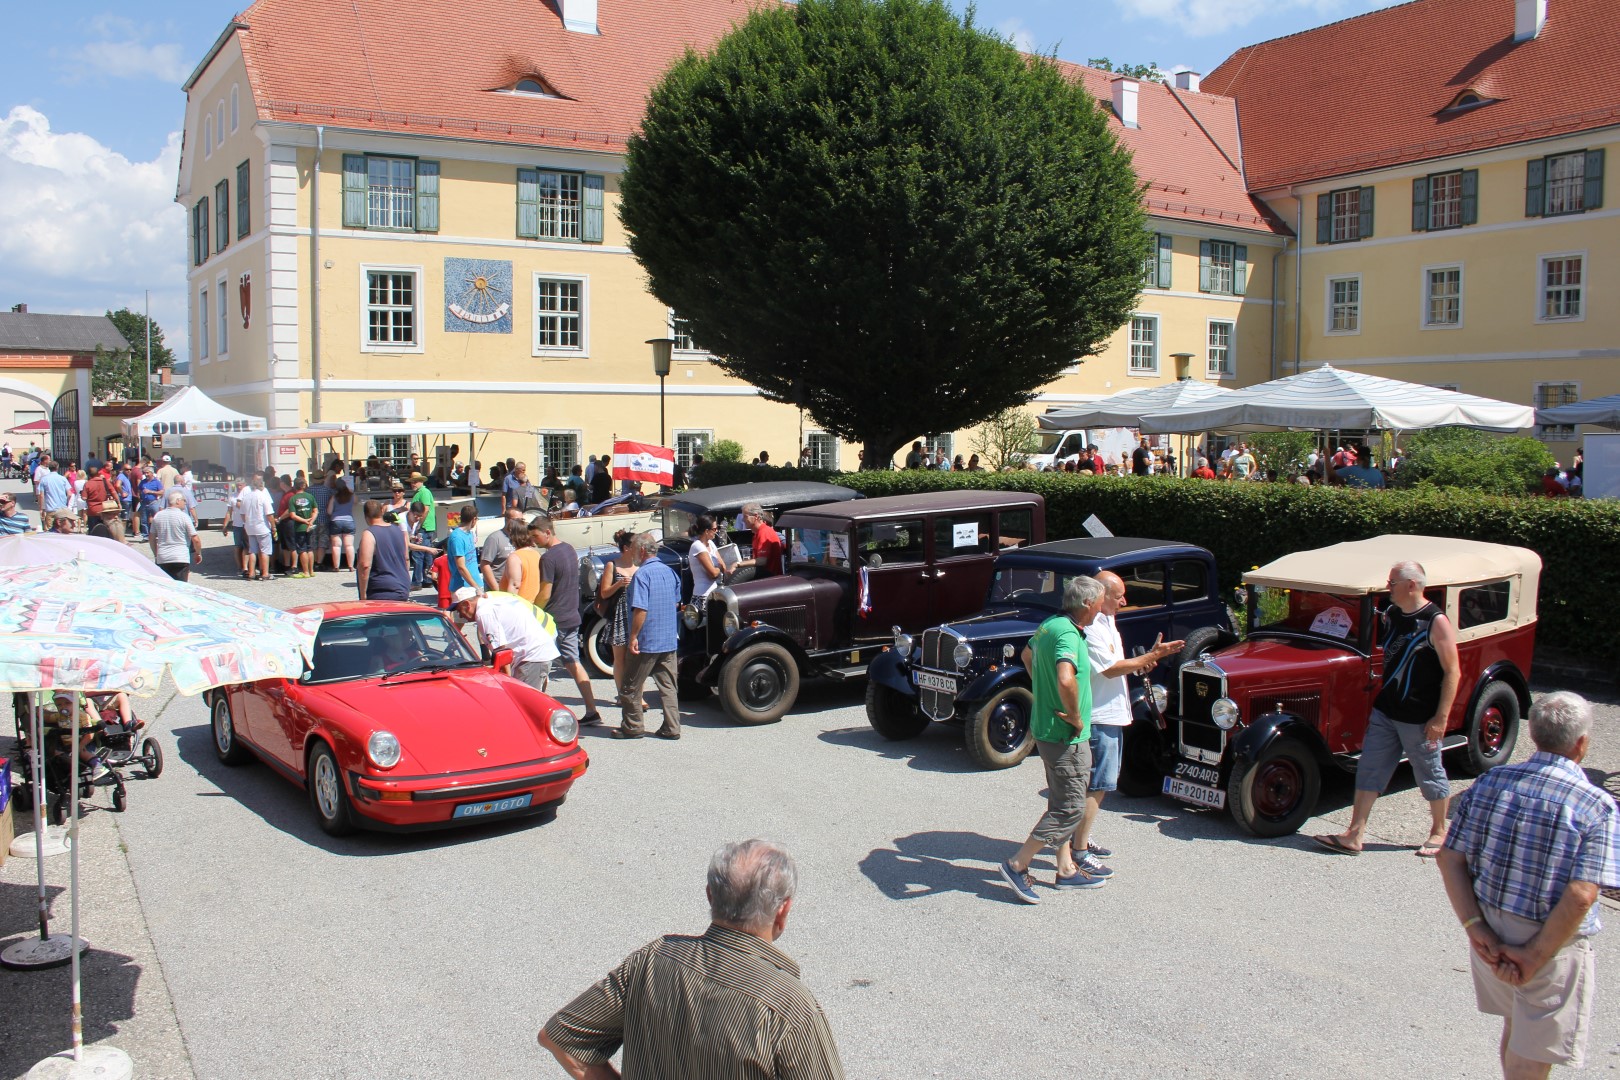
[453,794,533,819]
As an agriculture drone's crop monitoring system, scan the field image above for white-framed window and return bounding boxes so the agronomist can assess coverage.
[533,274,588,356]
[1538,253,1585,322]
[922,434,953,463]
[1326,275,1361,335]
[674,430,712,469]
[1427,171,1463,230]
[1330,187,1362,243]
[230,86,239,131]
[537,431,581,475]
[216,102,225,146]
[360,264,424,353]
[1206,319,1234,378]
[670,309,706,356]
[372,435,411,474]
[216,278,229,357]
[367,157,417,230]
[1422,264,1463,328]
[198,287,210,360]
[536,170,583,241]
[1535,382,1579,440]
[1206,243,1234,294]
[203,114,212,158]
[804,432,839,470]
[1546,152,1587,216]
[1129,314,1159,374]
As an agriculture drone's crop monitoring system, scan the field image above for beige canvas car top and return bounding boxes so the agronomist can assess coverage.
[1245,535,1541,596]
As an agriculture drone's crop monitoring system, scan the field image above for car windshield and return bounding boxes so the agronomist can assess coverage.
[987,565,1078,610]
[307,612,481,683]
[662,507,741,542]
[1248,587,1364,644]
[788,527,852,570]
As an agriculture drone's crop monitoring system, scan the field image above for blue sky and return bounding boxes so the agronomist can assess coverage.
[0,0,1400,364]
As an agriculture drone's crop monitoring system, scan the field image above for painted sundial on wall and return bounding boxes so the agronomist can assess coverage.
[443,257,513,334]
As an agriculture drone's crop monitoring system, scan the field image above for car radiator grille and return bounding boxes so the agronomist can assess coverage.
[1252,693,1322,726]
[916,627,961,722]
[753,607,808,646]
[706,595,728,654]
[1180,669,1224,726]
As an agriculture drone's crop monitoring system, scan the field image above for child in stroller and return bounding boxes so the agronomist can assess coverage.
[14,690,163,821]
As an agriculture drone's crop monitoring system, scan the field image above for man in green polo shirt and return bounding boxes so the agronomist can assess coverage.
[998,574,1107,904]
[409,472,437,534]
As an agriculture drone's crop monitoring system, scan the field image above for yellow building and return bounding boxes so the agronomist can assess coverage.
[176,0,1287,475]
[0,307,129,465]
[1208,0,1619,456]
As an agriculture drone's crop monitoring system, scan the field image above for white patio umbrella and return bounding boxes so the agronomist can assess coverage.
[1536,392,1620,431]
[1038,379,1233,430]
[1137,364,1535,434]
[0,557,319,1079]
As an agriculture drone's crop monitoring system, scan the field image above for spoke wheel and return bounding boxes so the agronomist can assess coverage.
[307,742,356,836]
[1229,737,1320,837]
[1457,681,1520,777]
[211,695,250,765]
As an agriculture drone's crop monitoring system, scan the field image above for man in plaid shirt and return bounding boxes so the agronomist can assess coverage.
[1439,691,1620,1076]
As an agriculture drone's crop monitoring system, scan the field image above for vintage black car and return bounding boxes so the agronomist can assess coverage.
[577,480,860,677]
[687,491,1047,725]
[865,538,1233,769]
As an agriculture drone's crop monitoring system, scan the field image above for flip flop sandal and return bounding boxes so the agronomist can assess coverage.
[1312,834,1362,856]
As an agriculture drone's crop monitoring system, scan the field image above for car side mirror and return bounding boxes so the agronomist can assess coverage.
[491,647,514,672]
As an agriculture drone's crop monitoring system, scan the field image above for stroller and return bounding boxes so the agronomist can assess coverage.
[11,691,163,823]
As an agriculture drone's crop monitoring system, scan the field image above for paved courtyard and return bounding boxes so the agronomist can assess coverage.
[4,524,1620,1079]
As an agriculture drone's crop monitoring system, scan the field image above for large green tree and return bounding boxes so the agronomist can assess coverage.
[621,0,1149,468]
[92,308,176,402]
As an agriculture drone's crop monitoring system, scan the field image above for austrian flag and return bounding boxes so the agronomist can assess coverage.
[612,440,676,486]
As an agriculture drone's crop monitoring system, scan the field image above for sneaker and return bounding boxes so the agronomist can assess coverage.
[578,712,603,727]
[1055,865,1108,890]
[86,759,108,781]
[998,859,1041,905]
[1076,853,1115,879]
[1086,840,1114,859]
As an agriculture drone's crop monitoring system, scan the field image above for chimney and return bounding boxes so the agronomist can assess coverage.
[561,0,598,34]
[10,303,26,314]
[1174,70,1201,93]
[1514,0,1547,41]
[1111,78,1139,129]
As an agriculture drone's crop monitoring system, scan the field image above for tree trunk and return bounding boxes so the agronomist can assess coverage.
[858,436,907,471]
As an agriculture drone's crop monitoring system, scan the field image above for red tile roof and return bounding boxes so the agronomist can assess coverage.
[1051,61,1288,234]
[1205,0,1620,190]
[232,0,768,153]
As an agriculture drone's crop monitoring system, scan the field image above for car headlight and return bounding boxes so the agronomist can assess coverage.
[952,641,974,670]
[893,632,913,659]
[1211,698,1240,730]
[1003,643,1016,660]
[722,610,740,636]
[1150,683,1169,713]
[549,707,579,744]
[682,604,703,629]
[367,730,402,769]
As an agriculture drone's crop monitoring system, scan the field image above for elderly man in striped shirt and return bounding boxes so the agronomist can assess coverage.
[540,839,843,1079]
[1439,691,1620,1078]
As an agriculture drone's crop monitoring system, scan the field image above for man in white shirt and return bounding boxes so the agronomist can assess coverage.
[453,587,559,693]
[237,473,278,581]
[1068,570,1183,878]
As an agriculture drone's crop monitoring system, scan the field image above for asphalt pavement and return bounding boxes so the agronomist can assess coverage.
[4,516,1620,1078]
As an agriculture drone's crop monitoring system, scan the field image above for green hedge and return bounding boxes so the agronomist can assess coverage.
[692,465,1620,661]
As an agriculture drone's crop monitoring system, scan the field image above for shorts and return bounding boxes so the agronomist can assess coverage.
[329,517,356,535]
[1030,738,1092,845]
[511,660,550,693]
[159,563,190,582]
[1088,724,1125,793]
[245,531,273,557]
[291,531,312,553]
[232,525,247,549]
[552,626,581,670]
[1472,905,1595,1068]
[312,521,330,555]
[1355,707,1450,802]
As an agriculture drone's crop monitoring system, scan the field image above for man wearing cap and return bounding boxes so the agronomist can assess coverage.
[0,490,32,535]
[408,472,437,536]
[453,587,559,693]
[156,454,180,493]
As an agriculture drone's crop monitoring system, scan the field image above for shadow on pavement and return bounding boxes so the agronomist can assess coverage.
[172,722,560,857]
[860,830,1034,904]
[817,725,984,774]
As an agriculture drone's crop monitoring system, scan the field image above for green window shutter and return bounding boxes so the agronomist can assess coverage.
[1198,239,1213,292]
[516,168,540,238]
[1357,187,1375,239]
[1460,169,1479,225]
[190,202,201,266]
[1411,178,1429,231]
[215,180,229,252]
[237,161,250,238]
[1315,193,1332,244]
[1584,148,1605,210]
[198,196,210,263]
[414,160,440,233]
[342,154,368,228]
[1525,157,1545,217]
[1156,233,1172,289]
[1233,245,1249,296]
[582,174,604,243]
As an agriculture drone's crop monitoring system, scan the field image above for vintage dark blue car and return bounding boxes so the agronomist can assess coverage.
[865,537,1233,770]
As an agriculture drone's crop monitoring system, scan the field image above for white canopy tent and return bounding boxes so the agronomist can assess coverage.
[1039,380,1233,430]
[118,385,268,440]
[1137,365,1535,434]
[1536,392,1620,431]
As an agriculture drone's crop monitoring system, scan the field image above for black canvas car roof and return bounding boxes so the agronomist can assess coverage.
[658,481,860,517]
[1014,537,1205,560]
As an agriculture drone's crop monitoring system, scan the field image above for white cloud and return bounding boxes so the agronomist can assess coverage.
[997,17,1040,53]
[59,16,190,85]
[0,106,189,361]
[1113,0,1345,38]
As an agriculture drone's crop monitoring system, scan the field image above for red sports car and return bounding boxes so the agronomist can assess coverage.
[206,601,588,834]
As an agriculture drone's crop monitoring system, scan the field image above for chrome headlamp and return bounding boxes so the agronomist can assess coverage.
[367,730,402,769]
[548,706,579,744]
[1149,683,1169,713]
[1211,697,1241,730]
[952,641,974,670]
[892,631,913,659]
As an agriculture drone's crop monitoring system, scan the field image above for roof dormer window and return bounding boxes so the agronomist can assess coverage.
[1440,89,1497,115]
[499,76,564,99]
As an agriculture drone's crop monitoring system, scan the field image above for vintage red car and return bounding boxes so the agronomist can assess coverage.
[206,601,588,834]
[1151,535,1539,836]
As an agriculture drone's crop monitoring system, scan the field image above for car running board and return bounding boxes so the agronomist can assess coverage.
[822,664,869,681]
[1334,733,1469,766]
